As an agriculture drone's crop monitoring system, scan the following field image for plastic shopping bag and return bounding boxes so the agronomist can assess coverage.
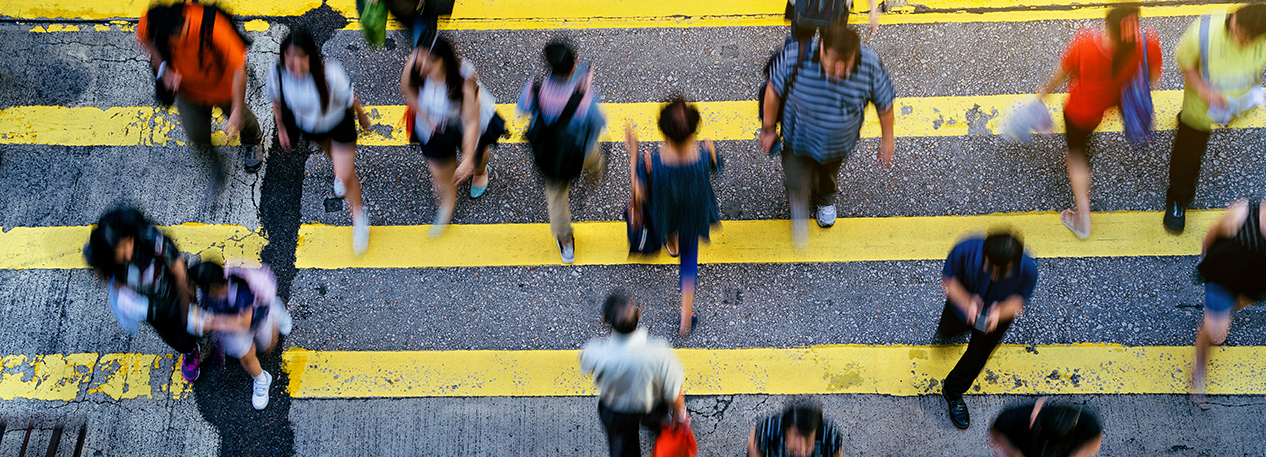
[651,423,698,457]
[1002,96,1053,145]
[358,0,387,46]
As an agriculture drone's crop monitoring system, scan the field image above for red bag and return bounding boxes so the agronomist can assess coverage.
[652,423,698,457]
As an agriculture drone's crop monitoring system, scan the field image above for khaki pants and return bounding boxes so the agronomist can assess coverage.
[175,97,263,146]
[543,149,604,241]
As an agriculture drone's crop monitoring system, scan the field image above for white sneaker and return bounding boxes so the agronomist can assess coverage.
[558,239,575,264]
[816,205,837,228]
[352,212,370,255]
[333,178,346,198]
[252,370,272,410]
[275,300,293,336]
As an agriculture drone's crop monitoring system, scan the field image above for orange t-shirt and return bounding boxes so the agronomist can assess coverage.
[138,3,247,106]
[1060,28,1162,130]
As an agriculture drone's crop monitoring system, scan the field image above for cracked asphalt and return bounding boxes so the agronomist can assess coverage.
[2,4,1266,456]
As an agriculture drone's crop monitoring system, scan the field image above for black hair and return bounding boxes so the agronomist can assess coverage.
[780,400,824,437]
[280,27,330,113]
[1105,5,1141,76]
[821,22,861,60]
[83,207,151,279]
[982,230,1024,272]
[657,96,701,145]
[410,31,465,101]
[1031,405,1086,457]
[144,4,186,63]
[1237,4,1266,40]
[188,261,227,292]
[602,291,638,334]
[543,39,577,77]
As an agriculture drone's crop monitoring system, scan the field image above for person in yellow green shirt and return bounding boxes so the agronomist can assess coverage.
[1164,5,1266,234]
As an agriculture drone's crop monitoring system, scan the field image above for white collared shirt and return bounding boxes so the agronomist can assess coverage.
[579,328,685,414]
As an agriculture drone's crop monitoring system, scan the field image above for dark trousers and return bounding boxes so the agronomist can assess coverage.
[1165,113,1213,205]
[598,402,667,457]
[174,97,263,146]
[782,150,845,211]
[148,302,198,354]
[938,299,1012,400]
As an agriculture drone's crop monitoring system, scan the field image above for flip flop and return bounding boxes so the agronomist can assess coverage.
[1061,209,1090,240]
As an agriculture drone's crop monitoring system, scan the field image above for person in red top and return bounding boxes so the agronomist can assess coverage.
[1038,5,1162,239]
[137,2,264,191]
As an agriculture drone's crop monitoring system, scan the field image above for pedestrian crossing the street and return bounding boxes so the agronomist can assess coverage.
[1,0,1264,455]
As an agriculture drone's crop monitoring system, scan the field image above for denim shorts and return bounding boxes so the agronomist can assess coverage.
[1205,282,1238,316]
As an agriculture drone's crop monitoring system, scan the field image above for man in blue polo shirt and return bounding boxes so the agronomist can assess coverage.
[760,20,896,247]
[937,230,1038,430]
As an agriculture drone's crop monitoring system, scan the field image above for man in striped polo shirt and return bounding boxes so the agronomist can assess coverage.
[760,21,896,246]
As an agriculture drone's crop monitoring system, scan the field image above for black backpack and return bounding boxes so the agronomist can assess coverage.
[526,79,588,182]
[794,0,851,32]
[151,2,252,106]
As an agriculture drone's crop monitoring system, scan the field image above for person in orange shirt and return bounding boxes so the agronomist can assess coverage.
[137,2,263,192]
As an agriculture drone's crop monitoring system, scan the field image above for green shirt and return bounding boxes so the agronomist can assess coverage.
[1176,11,1266,131]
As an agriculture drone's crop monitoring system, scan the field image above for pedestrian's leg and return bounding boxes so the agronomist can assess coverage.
[678,237,699,336]
[936,298,971,338]
[233,104,264,146]
[1065,149,1092,234]
[943,320,1012,400]
[472,145,492,189]
[427,158,458,237]
[811,159,844,208]
[544,180,574,248]
[1165,115,1212,206]
[781,151,812,248]
[598,403,642,457]
[239,343,263,377]
[175,98,214,145]
[329,141,363,217]
[1194,282,1236,405]
[148,306,201,381]
[583,139,606,181]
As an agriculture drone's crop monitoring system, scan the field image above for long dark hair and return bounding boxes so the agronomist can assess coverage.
[145,4,185,63]
[280,27,330,112]
[1106,5,1141,76]
[83,207,151,279]
[410,32,465,101]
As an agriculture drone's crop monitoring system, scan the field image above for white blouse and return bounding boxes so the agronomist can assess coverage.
[266,59,355,134]
[413,61,497,143]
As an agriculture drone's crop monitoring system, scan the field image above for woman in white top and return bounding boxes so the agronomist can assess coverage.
[401,32,507,237]
[267,27,372,254]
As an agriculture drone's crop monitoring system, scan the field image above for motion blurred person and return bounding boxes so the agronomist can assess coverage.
[747,400,845,457]
[401,32,507,237]
[137,2,263,193]
[760,22,895,248]
[580,292,688,457]
[376,0,452,49]
[787,0,882,39]
[267,27,373,254]
[1037,5,1162,239]
[83,207,201,382]
[517,39,607,264]
[187,261,293,410]
[990,398,1103,457]
[937,230,1038,429]
[1192,198,1266,404]
[1164,5,1266,234]
[625,97,722,336]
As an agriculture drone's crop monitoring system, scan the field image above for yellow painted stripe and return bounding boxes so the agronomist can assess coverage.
[4,91,1264,147]
[282,344,1263,398]
[296,210,1220,269]
[7,344,1258,401]
[0,223,267,270]
[3,0,1243,29]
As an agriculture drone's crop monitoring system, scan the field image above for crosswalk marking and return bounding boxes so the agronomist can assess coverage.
[3,91,1263,147]
[2,211,1218,270]
[4,344,1259,401]
[0,224,265,270]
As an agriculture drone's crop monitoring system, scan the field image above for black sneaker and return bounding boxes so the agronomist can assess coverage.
[944,393,970,429]
[1163,200,1186,234]
[243,155,263,173]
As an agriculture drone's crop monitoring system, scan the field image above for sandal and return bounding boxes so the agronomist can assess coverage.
[1060,209,1090,240]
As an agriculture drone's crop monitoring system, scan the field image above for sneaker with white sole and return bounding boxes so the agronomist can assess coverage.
[274,300,293,336]
[333,178,346,198]
[352,212,369,255]
[816,205,837,228]
[558,238,575,264]
[252,370,272,410]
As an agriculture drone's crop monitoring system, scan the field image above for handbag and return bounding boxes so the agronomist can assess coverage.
[357,0,388,46]
[627,150,662,255]
[1120,30,1154,148]
[651,422,698,457]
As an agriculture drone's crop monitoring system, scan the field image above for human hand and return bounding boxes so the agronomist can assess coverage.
[358,111,372,131]
[868,10,880,36]
[278,125,292,151]
[986,305,1001,333]
[759,127,778,153]
[624,124,638,144]
[453,161,475,185]
[162,71,182,92]
[227,108,244,140]
[1203,88,1229,110]
[877,136,894,167]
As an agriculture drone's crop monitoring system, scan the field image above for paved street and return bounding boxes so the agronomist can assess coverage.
[1,0,1265,455]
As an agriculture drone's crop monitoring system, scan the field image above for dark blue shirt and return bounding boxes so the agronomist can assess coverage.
[942,238,1038,315]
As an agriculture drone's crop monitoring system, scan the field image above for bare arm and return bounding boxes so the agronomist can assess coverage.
[353,96,371,130]
[452,77,482,185]
[866,0,881,35]
[204,307,253,333]
[625,125,644,204]
[988,428,1025,457]
[989,295,1026,333]
[400,53,420,112]
[226,66,248,136]
[877,106,894,167]
[1184,66,1228,109]
[759,82,782,153]
[672,389,687,421]
[1203,200,1249,256]
[1071,433,1103,457]
[1037,67,1070,100]
[747,425,763,457]
[942,276,981,323]
[272,102,291,151]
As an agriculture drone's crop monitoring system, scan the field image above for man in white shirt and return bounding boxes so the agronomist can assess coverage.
[579,292,688,457]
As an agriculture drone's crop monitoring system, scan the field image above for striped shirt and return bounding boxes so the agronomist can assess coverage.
[516,61,600,126]
[753,414,844,457]
[769,36,895,163]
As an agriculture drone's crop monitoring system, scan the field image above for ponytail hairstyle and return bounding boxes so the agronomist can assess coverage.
[144,4,186,63]
[280,27,330,113]
[1105,5,1141,76]
[410,31,465,102]
[658,95,701,145]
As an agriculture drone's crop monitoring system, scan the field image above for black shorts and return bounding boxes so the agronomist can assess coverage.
[302,108,358,144]
[418,113,507,162]
[1063,111,1096,158]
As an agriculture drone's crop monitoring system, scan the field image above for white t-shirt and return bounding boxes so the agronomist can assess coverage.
[413,61,497,143]
[266,59,355,134]
[109,280,148,335]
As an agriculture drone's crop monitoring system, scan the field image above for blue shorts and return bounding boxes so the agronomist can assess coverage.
[1205,282,1238,315]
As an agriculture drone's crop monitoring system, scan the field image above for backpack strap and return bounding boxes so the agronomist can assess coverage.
[1199,14,1212,84]
[200,3,215,64]
[535,74,587,128]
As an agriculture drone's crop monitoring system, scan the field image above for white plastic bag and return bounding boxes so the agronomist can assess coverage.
[1208,86,1265,126]
[1003,96,1053,144]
